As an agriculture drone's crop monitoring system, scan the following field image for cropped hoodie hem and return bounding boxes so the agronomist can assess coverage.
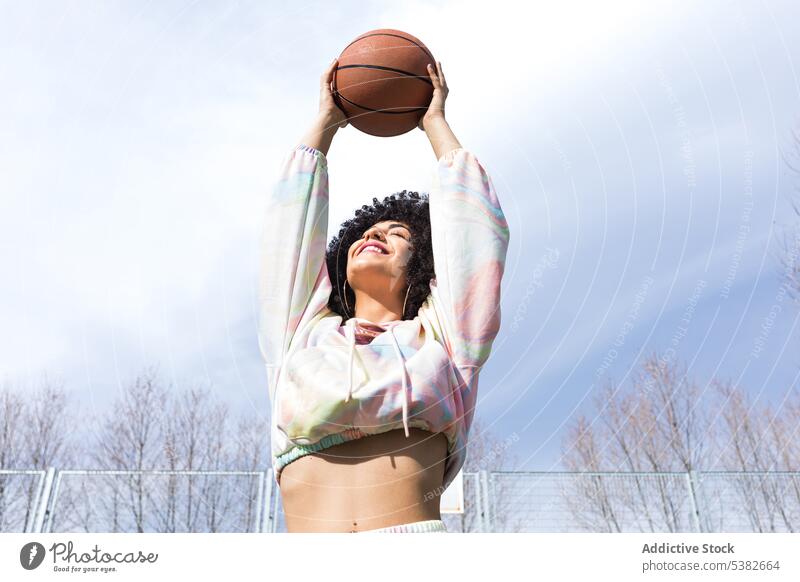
[273,422,444,486]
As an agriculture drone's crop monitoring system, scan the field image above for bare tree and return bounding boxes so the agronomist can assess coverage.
[158,390,264,533]
[232,411,268,471]
[0,376,78,532]
[768,388,800,472]
[561,353,714,532]
[20,375,76,530]
[562,350,800,533]
[51,368,268,533]
[0,383,26,531]
[91,366,168,532]
[232,411,269,531]
[198,398,230,533]
[1,367,273,533]
[0,383,25,470]
[161,387,218,532]
[710,378,800,532]
[562,412,623,532]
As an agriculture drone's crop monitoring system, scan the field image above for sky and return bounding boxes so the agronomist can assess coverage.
[1,0,799,472]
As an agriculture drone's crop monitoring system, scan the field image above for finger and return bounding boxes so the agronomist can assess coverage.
[427,63,438,86]
[436,61,445,84]
[322,58,338,85]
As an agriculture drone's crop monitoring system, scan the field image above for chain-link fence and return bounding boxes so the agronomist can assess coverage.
[3,469,798,533]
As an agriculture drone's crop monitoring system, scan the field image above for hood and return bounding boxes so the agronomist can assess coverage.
[343,317,411,437]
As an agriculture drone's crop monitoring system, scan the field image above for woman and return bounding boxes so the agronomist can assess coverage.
[258,59,510,533]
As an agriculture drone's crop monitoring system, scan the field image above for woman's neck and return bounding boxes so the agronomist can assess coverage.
[351,291,403,324]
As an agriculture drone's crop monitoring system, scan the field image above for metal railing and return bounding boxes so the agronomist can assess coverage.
[2,469,798,533]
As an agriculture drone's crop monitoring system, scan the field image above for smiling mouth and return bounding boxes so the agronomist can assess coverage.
[357,244,389,256]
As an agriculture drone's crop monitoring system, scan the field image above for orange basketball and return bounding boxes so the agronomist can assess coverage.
[332,29,436,137]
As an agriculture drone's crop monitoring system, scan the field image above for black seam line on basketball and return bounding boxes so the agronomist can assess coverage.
[336,92,425,115]
[336,64,433,86]
[339,32,436,64]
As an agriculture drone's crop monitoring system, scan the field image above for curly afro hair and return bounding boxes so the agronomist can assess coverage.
[326,190,435,321]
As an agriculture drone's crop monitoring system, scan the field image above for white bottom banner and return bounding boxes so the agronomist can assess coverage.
[1,533,798,581]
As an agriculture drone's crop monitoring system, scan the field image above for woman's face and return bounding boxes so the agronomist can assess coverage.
[346,220,413,292]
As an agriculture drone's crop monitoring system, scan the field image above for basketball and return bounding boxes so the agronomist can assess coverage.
[332,29,436,137]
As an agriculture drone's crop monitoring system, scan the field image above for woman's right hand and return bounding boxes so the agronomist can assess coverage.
[319,58,348,130]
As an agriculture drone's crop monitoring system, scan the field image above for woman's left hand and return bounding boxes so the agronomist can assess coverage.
[418,61,449,131]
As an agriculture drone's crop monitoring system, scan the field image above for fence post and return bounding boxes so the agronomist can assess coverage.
[253,471,265,533]
[264,469,278,533]
[262,469,275,533]
[270,474,282,533]
[473,472,484,532]
[685,470,703,533]
[26,470,47,533]
[479,470,494,533]
[32,467,56,534]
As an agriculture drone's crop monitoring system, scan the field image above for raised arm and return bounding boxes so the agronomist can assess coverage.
[257,60,347,382]
[421,61,511,369]
[418,62,509,490]
[418,61,461,160]
[298,58,348,155]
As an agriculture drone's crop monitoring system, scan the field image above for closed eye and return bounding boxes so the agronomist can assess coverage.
[358,227,410,243]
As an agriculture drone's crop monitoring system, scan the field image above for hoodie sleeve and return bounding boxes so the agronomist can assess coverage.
[257,144,332,375]
[428,148,511,370]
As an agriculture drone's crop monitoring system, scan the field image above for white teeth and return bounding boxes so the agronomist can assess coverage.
[361,246,386,255]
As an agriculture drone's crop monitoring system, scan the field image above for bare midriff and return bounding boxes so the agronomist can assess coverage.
[278,428,449,533]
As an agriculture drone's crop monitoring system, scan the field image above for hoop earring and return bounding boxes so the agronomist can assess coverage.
[402,284,411,319]
[343,279,352,319]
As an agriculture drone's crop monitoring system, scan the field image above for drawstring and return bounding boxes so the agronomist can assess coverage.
[388,325,410,438]
[344,319,356,403]
[343,319,411,438]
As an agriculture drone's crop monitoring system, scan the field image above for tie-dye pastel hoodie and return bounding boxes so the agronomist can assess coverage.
[258,143,510,491]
